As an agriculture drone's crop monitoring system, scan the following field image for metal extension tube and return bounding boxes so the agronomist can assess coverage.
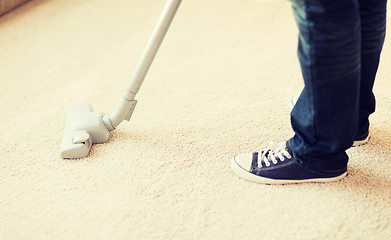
[103,0,182,131]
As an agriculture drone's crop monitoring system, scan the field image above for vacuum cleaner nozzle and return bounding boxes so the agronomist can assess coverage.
[60,104,110,159]
[60,0,182,159]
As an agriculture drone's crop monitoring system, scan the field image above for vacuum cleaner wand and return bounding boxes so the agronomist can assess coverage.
[60,0,183,159]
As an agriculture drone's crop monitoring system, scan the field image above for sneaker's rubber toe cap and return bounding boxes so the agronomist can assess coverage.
[233,153,253,171]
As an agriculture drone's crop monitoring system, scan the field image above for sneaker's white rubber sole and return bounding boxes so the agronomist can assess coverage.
[230,158,347,185]
[352,134,370,147]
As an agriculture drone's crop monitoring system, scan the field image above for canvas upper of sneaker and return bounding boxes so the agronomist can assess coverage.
[231,143,347,184]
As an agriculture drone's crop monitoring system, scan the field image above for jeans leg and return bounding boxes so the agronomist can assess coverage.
[356,0,387,138]
[288,0,361,173]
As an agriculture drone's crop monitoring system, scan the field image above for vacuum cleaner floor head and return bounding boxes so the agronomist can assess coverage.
[60,104,110,158]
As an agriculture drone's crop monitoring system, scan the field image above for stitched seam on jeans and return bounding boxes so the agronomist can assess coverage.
[302,0,316,156]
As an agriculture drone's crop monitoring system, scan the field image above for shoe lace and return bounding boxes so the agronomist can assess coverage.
[258,142,292,168]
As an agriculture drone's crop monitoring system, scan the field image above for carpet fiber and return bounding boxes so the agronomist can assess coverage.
[1,0,390,239]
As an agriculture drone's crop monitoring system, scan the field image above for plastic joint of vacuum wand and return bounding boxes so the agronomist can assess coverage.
[60,97,137,159]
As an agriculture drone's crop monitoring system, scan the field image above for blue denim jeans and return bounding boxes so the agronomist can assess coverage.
[287,0,387,174]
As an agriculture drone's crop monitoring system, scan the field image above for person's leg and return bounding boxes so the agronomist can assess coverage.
[231,0,361,184]
[356,0,387,139]
[288,0,361,173]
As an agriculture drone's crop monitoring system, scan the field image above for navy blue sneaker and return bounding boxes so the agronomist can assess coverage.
[231,142,347,184]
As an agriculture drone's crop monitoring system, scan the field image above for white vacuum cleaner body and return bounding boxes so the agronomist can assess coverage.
[60,0,182,158]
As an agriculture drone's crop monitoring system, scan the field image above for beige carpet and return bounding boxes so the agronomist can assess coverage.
[1,0,390,239]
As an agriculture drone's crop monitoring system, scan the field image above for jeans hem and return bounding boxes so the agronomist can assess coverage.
[287,139,348,176]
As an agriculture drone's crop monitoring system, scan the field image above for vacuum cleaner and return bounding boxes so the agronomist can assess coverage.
[60,0,182,158]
